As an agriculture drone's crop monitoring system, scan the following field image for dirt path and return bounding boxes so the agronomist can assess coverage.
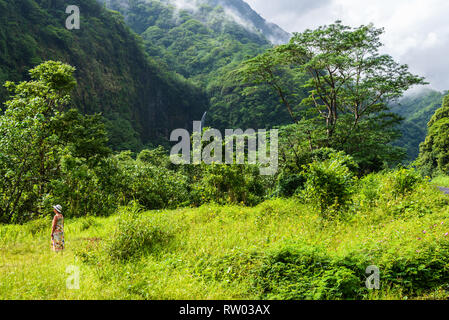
[438,186,449,195]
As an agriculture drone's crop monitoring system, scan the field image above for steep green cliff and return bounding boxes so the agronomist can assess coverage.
[98,0,297,130]
[0,0,208,150]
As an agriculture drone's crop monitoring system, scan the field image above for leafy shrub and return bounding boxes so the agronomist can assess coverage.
[388,168,424,197]
[274,172,307,198]
[255,238,449,300]
[380,241,449,293]
[47,154,120,219]
[354,169,442,219]
[137,146,172,169]
[116,152,191,210]
[356,173,382,207]
[432,175,449,188]
[301,152,356,218]
[254,243,363,300]
[25,216,51,236]
[191,164,265,206]
[309,148,359,173]
[104,206,173,262]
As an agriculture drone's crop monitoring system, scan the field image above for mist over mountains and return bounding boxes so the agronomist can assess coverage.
[160,0,291,44]
[99,0,291,44]
[98,0,300,131]
[0,0,444,160]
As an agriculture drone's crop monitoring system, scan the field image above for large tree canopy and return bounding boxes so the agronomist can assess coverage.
[0,61,111,222]
[237,21,427,172]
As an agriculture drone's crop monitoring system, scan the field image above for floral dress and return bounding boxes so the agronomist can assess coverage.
[52,215,65,252]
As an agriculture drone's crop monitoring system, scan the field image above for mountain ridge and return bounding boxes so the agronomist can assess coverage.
[160,0,291,44]
[201,0,291,44]
[0,0,208,150]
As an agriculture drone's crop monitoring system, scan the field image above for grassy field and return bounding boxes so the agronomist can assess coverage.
[433,175,449,188]
[2,178,449,300]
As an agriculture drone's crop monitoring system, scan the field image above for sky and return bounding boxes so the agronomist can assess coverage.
[245,0,449,91]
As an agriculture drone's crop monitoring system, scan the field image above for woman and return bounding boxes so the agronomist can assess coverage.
[51,204,65,252]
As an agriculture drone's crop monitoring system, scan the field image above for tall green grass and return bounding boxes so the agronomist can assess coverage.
[1,173,449,300]
[432,175,449,188]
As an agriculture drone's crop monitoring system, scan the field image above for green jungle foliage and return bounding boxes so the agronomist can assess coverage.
[0,17,438,224]
[237,22,425,173]
[0,61,271,223]
[98,0,300,130]
[0,61,112,223]
[1,3,449,301]
[391,89,447,161]
[2,177,449,299]
[0,0,208,150]
[417,94,449,177]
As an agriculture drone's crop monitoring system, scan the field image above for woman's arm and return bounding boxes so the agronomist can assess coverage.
[51,216,57,238]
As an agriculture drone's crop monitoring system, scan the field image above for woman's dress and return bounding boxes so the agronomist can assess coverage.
[52,216,65,252]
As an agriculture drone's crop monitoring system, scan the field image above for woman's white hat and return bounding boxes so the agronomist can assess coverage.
[53,204,62,213]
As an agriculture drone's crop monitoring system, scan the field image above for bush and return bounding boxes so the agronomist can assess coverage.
[353,169,443,219]
[255,238,449,300]
[274,172,307,198]
[254,243,363,300]
[309,148,359,173]
[386,168,424,198]
[191,164,265,206]
[137,146,172,169]
[301,152,356,218]
[104,206,173,262]
[356,173,382,207]
[381,241,449,293]
[47,154,120,218]
[432,175,449,188]
[25,216,52,236]
[116,152,190,210]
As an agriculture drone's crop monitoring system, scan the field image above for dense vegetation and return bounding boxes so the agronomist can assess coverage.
[2,0,444,156]
[417,95,449,177]
[2,1,449,301]
[0,21,427,223]
[2,178,449,299]
[0,61,267,223]
[0,0,207,150]
[98,0,301,130]
[391,89,447,161]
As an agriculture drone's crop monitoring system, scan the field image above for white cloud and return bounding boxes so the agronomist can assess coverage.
[168,0,200,11]
[245,0,449,90]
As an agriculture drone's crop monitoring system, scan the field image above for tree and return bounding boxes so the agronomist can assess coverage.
[0,61,76,222]
[301,152,356,218]
[0,61,111,222]
[237,22,426,171]
[417,95,449,177]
